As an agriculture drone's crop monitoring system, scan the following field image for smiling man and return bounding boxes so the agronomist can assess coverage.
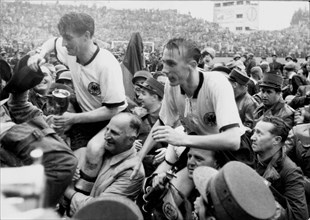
[27,12,128,189]
[64,112,145,216]
[253,73,295,129]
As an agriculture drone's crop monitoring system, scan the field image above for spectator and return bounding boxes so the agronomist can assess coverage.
[251,116,309,220]
[269,53,282,75]
[64,113,145,216]
[254,73,295,129]
[27,12,128,187]
[228,68,258,129]
[248,66,263,96]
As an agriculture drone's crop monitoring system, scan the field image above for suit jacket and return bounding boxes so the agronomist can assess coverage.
[71,147,145,214]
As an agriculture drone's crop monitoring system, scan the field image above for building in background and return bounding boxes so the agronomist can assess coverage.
[213,1,259,33]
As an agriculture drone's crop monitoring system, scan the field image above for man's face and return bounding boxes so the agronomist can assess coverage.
[260,87,280,107]
[272,56,277,62]
[138,88,155,111]
[61,30,86,56]
[162,48,190,87]
[251,121,276,154]
[306,63,310,72]
[103,115,134,155]
[187,148,216,179]
[202,54,212,63]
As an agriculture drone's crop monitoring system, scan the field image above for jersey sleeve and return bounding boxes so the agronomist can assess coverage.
[54,37,69,66]
[208,72,241,132]
[99,51,127,108]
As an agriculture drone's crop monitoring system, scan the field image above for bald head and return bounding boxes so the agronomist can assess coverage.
[104,113,142,155]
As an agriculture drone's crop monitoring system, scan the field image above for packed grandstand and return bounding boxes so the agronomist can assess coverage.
[1,1,310,61]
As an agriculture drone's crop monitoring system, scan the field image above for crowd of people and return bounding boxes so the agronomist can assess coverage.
[1,1,310,62]
[1,4,310,220]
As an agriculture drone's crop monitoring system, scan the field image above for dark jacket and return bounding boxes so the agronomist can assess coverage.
[254,99,295,129]
[256,151,309,220]
[285,124,310,178]
[269,61,282,74]
[235,91,258,129]
[289,85,310,110]
[247,79,260,96]
[1,91,78,208]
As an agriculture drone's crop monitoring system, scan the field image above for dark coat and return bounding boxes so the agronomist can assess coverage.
[254,99,295,129]
[289,85,310,110]
[256,151,309,220]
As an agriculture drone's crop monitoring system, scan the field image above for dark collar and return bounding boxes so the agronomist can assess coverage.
[76,43,100,66]
[180,71,204,99]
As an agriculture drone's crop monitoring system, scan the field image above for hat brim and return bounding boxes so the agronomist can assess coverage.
[137,83,163,98]
[259,83,281,89]
[4,55,44,94]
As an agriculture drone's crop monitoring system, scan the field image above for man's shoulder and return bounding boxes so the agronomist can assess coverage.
[280,155,303,177]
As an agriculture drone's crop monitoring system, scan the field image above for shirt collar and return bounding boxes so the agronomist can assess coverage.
[109,147,136,166]
[180,71,204,99]
[76,43,100,66]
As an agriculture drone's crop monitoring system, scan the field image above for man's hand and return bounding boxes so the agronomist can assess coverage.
[133,139,143,151]
[53,112,76,129]
[154,148,166,164]
[152,126,187,146]
[27,54,46,71]
[151,172,167,189]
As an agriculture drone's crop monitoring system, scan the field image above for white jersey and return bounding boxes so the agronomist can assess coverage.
[55,37,127,112]
[159,70,245,136]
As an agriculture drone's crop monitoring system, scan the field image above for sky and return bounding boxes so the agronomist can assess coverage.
[29,0,309,31]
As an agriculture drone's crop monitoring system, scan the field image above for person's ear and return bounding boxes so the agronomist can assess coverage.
[84,31,91,40]
[188,60,198,69]
[274,136,282,145]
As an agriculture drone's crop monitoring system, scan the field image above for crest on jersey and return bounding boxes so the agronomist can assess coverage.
[203,112,217,126]
[88,82,101,96]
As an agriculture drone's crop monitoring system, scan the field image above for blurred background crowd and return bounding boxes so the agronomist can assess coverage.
[1,1,310,65]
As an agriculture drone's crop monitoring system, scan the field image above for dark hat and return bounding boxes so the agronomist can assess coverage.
[4,55,45,94]
[138,77,164,98]
[285,55,293,61]
[228,68,250,85]
[132,70,152,84]
[73,195,143,220]
[212,66,231,75]
[260,73,283,89]
[193,161,276,220]
[233,53,241,60]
